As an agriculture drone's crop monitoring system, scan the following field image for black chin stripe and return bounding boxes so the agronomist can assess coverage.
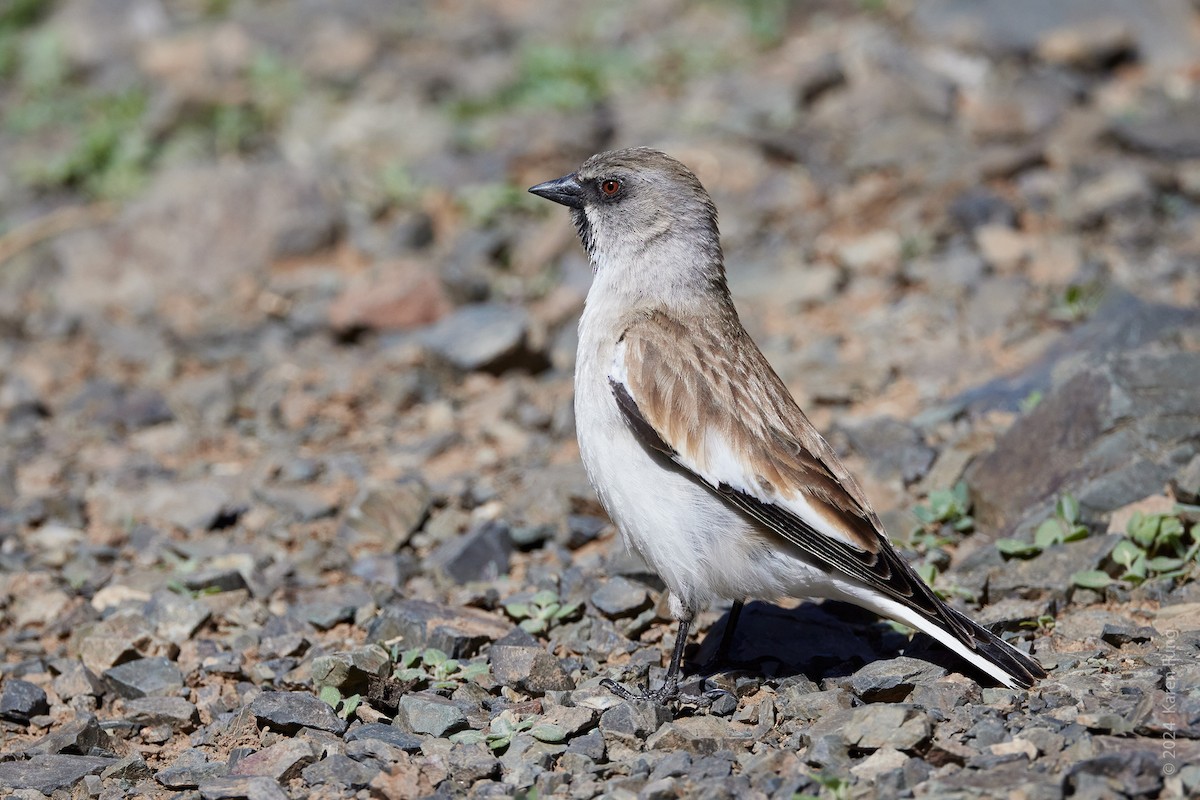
[571,208,595,259]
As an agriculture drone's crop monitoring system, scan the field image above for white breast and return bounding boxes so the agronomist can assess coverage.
[574,301,831,611]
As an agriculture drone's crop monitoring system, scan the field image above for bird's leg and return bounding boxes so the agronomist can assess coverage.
[711,599,744,667]
[601,606,693,704]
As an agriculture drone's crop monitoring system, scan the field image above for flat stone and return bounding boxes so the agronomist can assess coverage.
[198,775,290,800]
[28,715,108,755]
[446,742,500,785]
[249,691,347,735]
[104,656,184,698]
[0,755,116,794]
[646,716,754,755]
[348,478,432,548]
[599,700,672,741]
[123,696,199,729]
[229,739,316,782]
[0,679,50,723]
[396,692,468,737]
[365,599,512,658]
[144,591,212,643]
[328,263,451,333]
[418,303,538,373]
[429,520,514,583]
[590,577,652,619]
[155,749,228,789]
[842,704,933,752]
[538,705,597,739]
[301,754,378,788]
[344,723,423,752]
[827,657,948,703]
[100,754,153,782]
[489,645,575,694]
[311,645,392,694]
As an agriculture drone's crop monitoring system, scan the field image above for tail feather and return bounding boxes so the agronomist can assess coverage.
[849,589,1047,689]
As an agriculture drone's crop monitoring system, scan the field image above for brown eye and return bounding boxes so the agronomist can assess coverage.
[600,179,621,197]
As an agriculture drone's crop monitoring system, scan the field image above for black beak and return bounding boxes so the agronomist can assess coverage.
[528,173,584,209]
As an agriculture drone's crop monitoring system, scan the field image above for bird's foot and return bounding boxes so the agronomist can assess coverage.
[600,675,680,704]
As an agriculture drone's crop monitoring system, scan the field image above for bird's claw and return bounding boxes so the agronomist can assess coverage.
[600,676,680,704]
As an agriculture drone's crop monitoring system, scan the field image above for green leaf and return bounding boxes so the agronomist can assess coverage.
[1157,516,1185,547]
[318,685,341,708]
[952,515,975,532]
[1058,494,1080,525]
[400,648,421,668]
[519,618,547,634]
[531,589,560,606]
[915,562,938,586]
[460,663,489,681]
[394,667,425,682]
[340,693,361,718]
[1127,512,1158,548]
[1071,570,1114,589]
[1063,524,1089,542]
[529,723,566,743]
[422,648,447,667]
[505,603,530,619]
[1145,556,1185,573]
[996,538,1041,558]
[1111,539,1144,569]
[1034,519,1063,549]
[449,730,485,745]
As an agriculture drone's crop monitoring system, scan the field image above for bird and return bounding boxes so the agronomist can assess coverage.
[528,147,1045,702]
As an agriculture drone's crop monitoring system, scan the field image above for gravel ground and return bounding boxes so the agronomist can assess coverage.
[1,1,1199,798]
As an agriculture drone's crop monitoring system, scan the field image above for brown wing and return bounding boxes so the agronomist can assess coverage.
[613,309,972,641]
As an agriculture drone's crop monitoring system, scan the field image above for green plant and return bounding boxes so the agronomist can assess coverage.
[1051,282,1103,323]
[391,647,488,690]
[503,589,581,635]
[997,494,1089,558]
[912,482,974,536]
[794,772,852,800]
[914,561,976,603]
[449,709,564,753]
[1019,389,1043,414]
[1072,508,1198,590]
[317,685,362,719]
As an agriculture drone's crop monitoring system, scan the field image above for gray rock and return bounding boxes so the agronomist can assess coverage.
[949,187,1017,232]
[155,749,228,789]
[344,723,423,753]
[229,739,316,781]
[418,303,540,373]
[565,728,606,761]
[968,347,1200,534]
[590,577,652,619]
[100,754,153,782]
[310,645,391,694]
[839,416,936,485]
[599,700,672,741]
[104,656,184,699]
[445,742,500,786]
[301,754,377,788]
[396,692,468,737]
[429,520,514,583]
[489,645,575,694]
[0,679,49,723]
[1112,101,1200,160]
[827,657,948,703]
[28,714,108,755]
[254,486,337,522]
[65,381,174,431]
[248,691,347,735]
[198,775,290,800]
[144,591,212,644]
[842,704,933,751]
[365,599,512,658]
[0,755,116,794]
[123,696,199,729]
[646,716,754,755]
[348,478,432,548]
[50,661,103,702]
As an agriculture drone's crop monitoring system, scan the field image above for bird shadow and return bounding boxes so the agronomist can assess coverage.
[688,599,983,685]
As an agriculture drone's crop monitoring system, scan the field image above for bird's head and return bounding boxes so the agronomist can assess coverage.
[529,148,725,300]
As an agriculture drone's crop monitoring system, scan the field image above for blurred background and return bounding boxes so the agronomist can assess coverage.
[1,0,1200,795]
